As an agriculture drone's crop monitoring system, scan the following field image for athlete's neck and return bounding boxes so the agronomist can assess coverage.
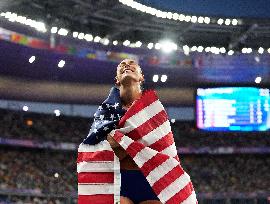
[119,84,142,108]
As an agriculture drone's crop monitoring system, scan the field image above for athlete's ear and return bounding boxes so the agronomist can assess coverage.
[140,74,145,83]
[115,76,120,86]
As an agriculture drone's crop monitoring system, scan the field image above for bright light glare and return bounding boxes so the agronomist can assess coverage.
[54,109,61,116]
[161,75,167,82]
[29,56,36,63]
[23,105,29,111]
[160,41,177,53]
[255,77,262,84]
[152,75,159,82]
[58,60,65,68]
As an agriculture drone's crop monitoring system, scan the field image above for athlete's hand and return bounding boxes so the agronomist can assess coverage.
[107,133,120,148]
[107,133,128,160]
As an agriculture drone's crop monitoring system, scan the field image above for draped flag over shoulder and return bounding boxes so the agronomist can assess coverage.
[77,86,197,204]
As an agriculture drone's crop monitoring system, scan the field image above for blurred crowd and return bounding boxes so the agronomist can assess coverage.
[0,196,72,204]
[0,148,269,198]
[0,148,76,196]
[0,108,270,203]
[182,154,270,193]
[0,109,88,143]
[1,108,270,147]
[172,122,270,147]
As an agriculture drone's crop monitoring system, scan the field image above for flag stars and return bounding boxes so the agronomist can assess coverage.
[93,128,98,133]
[103,126,109,131]
[117,114,121,119]
[106,104,111,109]
[98,106,103,111]
[110,114,115,120]
[113,103,119,109]
[100,115,104,120]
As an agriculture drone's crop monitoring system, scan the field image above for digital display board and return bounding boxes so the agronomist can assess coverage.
[196,87,270,131]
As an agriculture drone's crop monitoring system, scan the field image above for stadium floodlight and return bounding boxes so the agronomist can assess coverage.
[191,16,197,23]
[161,12,167,18]
[166,12,173,19]
[123,40,130,46]
[204,17,210,24]
[29,56,36,63]
[72,32,79,38]
[78,33,84,40]
[160,41,177,53]
[258,47,264,54]
[217,18,224,25]
[210,47,219,54]
[113,40,118,45]
[51,27,58,34]
[214,48,220,54]
[219,47,226,54]
[184,15,191,22]
[135,41,142,47]
[161,75,167,82]
[102,38,110,45]
[255,76,262,84]
[205,47,211,52]
[7,13,16,22]
[94,36,101,43]
[172,13,179,20]
[198,16,204,24]
[54,109,61,116]
[54,173,59,178]
[16,15,27,24]
[178,14,185,21]
[3,12,11,18]
[155,43,161,50]
[117,1,219,26]
[210,47,216,53]
[33,21,47,32]
[191,46,197,52]
[155,10,162,18]
[152,75,159,82]
[145,6,156,15]
[147,43,154,49]
[228,50,234,55]
[84,34,93,41]
[129,43,136,48]
[242,48,247,54]
[268,48,270,53]
[58,28,68,36]
[58,60,65,68]
[23,105,29,111]
[247,48,253,53]
[225,19,231,25]
[183,45,190,55]
[25,18,33,26]
[197,46,204,52]
[232,19,238,26]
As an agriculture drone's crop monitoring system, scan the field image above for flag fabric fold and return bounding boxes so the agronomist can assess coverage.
[77,86,197,204]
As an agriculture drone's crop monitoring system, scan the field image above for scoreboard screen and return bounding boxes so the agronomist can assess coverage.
[196,87,270,131]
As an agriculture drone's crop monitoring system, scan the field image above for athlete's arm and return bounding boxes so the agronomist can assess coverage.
[107,134,127,160]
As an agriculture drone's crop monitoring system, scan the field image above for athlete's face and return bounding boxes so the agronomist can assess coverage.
[116,59,144,86]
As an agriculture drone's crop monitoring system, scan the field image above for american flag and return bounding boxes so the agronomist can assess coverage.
[77,86,197,204]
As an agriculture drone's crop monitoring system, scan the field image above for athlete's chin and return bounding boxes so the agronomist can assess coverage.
[120,76,139,85]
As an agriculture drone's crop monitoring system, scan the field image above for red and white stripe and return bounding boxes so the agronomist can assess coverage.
[77,90,197,204]
[112,90,197,203]
[77,141,121,204]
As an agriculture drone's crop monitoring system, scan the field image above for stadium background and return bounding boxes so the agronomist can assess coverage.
[0,0,270,203]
